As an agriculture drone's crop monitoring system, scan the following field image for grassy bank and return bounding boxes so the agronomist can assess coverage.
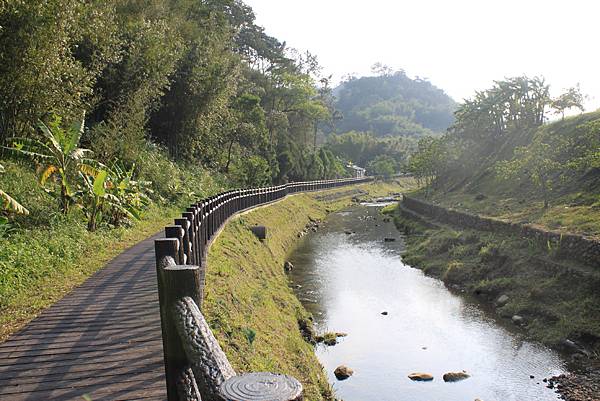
[415,111,600,240]
[388,206,600,357]
[203,180,411,400]
[0,159,223,341]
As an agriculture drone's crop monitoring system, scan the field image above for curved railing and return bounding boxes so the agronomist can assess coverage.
[153,176,373,401]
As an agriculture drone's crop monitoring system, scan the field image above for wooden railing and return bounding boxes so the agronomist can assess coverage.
[153,177,373,401]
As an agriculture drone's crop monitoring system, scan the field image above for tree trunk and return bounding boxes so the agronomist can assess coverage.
[61,185,69,214]
[224,140,235,173]
[541,180,549,209]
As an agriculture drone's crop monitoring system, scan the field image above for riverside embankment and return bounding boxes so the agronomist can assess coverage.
[201,180,410,400]
[287,203,568,401]
[392,196,600,401]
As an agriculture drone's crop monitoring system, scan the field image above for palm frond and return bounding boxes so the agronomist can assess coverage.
[37,119,63,154]
[79,159,107,178]
[39,165,59,185]
[5,136,53,158]
[70,148,93,160]
[0,189,29,215]
[66,112,86,154]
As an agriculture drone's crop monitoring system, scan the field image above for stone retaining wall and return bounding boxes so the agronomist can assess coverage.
[402,196,600,269]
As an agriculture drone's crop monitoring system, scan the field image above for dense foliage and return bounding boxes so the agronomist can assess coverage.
[332,66,457,137]
[408,76,596,207]
[325,131,413,176]
[0,0,351,229]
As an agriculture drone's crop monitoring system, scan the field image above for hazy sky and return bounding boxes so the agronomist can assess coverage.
[245,0,599,110]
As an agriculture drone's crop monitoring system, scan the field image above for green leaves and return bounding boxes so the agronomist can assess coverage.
[93,170,108,197]
[241,327,256,346]
[6,113,94,213]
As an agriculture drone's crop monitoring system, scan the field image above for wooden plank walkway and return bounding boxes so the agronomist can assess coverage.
[0,233,167,401]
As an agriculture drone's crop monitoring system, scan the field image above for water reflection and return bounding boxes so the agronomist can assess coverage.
[289,205,566,401]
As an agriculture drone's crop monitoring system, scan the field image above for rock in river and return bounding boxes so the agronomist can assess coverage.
[512,315,524,325]
[495,294,509,307]
[408,373,434,381]
[443,371,470,382]
[334,365,354,380]
[284,261,294,272]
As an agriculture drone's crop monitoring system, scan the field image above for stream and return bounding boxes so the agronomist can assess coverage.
[288,204,567,401]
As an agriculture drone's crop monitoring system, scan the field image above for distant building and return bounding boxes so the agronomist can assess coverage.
[346,163,366,178]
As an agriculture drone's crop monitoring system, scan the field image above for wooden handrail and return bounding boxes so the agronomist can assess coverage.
[154,176,373,400]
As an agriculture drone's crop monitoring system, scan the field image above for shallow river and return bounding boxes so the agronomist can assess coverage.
[288,205,566,401]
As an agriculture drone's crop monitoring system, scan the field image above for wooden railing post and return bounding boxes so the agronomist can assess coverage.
[154,176,375,400]
[165,225,185,265]
[155,239,202,401]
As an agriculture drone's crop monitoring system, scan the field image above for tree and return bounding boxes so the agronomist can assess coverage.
[326,131,410,169]
[551,85,585,120]
[408,137,446,193]
[367,155,396,178]
[5,113,101,213]
[223,93,268,173]
[496,142,561,209]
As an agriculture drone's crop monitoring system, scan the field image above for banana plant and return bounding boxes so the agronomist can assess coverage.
[5,113,102,214]
[81,169,135,232]
[105,162,151,226]
[0,163,29,216]
[80,163,150,231]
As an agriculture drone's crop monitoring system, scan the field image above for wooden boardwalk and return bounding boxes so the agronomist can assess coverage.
[0,234,167,401]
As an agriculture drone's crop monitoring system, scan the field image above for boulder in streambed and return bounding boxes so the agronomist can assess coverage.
[315,332,348,346]
[384,237,396,242]
[408,373,434,381]
[334,365,354,380]
[512,315,525,325]
[495,294,509,307]
[443,371,470,382]
[284,261,294,272]
[381,311,388,315]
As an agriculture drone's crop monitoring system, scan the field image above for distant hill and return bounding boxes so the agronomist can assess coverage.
[332,71,457,137]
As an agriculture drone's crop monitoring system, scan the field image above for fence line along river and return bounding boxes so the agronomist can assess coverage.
[288,203,567,401]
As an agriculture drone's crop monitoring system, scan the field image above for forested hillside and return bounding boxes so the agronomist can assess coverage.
[0,0,346,190]
[0,0,355,348]
[332,67,457,137]
[318,67,456,178]
[408,76,598,237]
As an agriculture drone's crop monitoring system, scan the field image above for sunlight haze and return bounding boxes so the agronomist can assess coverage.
[246,0,600,110]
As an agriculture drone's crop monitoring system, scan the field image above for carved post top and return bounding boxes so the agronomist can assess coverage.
[155,238,179,267]
[219,372,303,401]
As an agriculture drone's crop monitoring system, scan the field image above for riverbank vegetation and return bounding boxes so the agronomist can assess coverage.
[407,77,599,238]
[390,208,600,356]
[204,181,408,400]
[393,76,600,359]
[0,0,349,339]
[0,1,457,339]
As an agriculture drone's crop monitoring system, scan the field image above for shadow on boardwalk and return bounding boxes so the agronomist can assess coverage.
[0,233,167,401]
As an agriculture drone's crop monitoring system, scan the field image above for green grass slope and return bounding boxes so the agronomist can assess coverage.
[203,181,413,400]
[389,208,600,356]
[423,110,600,239]
[0,159,220,341]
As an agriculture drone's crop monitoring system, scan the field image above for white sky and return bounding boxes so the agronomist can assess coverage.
[245,0,599,111]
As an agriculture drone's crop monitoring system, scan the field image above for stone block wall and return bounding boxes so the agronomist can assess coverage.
[402,196,600,269]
